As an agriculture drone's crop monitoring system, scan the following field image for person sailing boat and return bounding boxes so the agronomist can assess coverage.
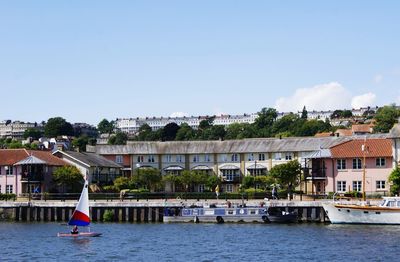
[71,225,79,234]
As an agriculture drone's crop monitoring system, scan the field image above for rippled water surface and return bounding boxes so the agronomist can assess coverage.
[1,222,399,261]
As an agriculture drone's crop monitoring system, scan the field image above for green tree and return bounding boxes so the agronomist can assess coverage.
[241,176,255,189]
[161,123,180,141]
[301,106,308,119]
[44,117,74,137]
[23,128,43,140]
[72,135,89,152]
[175,123,196,141]
[254,108,277,129]
[135,168,162,192]
[374,105,400,133]
[108,132,128,145]
[206,175,220,191]
[200,125,226,140]
[113,176,131,191]
[97,119,115,134]
[137,124,154,141]
[269,160,301,190]
[198,117,215,130]
[389,167,400,196]
[52,166,84,193]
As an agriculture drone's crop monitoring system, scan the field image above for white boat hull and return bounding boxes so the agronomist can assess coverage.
[322,203,400,224]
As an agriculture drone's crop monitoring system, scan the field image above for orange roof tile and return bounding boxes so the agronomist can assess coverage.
[335,129,353,136]
[330,139,392,158]
[352,124,373,133]
[314,132,333,137]
[0,149,68,166]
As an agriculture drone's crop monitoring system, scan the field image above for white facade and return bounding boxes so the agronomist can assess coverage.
[116,114,258,135]
[0,120,38,139]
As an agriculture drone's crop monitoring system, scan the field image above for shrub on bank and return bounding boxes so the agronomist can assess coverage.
[0,193,16,201]
[103,209,114,222]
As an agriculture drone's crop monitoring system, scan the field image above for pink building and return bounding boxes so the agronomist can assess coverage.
[325,139,392,195]
[0,149,68,196]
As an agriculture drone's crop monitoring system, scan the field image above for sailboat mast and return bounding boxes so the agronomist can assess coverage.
[362,139,367,202]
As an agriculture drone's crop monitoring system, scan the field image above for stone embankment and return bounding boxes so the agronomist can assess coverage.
[0,199,380,223]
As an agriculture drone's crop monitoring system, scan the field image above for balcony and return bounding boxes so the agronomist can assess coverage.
[20,173,44,182]
[221,176,241,183]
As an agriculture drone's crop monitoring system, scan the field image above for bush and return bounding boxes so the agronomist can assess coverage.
[0,193,16,201]
[103,209,114,222]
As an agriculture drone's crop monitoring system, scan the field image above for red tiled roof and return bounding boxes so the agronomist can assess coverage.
[335,129,353,136]
[330,139,392,158]
[314,132,333,137]
[0,149,68,166]
[352,124,373,133]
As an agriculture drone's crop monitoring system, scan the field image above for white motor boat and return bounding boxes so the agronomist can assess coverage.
[322,197,400,224]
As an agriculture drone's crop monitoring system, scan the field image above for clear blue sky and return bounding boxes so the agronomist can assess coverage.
[1,1,399,125]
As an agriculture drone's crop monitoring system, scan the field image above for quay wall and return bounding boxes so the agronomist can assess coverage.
[0,199,378,223]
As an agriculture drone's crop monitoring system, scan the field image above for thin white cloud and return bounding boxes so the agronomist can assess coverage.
[351,93,376,109]
[170,112,188,118]
[274,82,352,112]
[373,74,383,83]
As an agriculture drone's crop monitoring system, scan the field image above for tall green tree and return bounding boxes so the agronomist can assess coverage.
[52,166,84,193]
[374,105,400,133]
[134,168,162,192]
[269,160,301,190]
[175,123,196,141]
[161,123,180,141]
[44,117,74,137]
[254,108,277,129]
[389,167,400,196]
[97,119,115,134]
[301,106,308,119]
[108,132,128,145]
[72,135,89,152]
[23,128,43,140]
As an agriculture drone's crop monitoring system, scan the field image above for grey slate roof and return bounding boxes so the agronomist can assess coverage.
[94,135,390,155]
[14,155,47,165]
[55,151,122,168]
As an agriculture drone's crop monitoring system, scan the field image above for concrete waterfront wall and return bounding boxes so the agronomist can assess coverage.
[0,199,350,223]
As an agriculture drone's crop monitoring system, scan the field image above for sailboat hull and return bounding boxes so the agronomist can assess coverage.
[57,232,102,237]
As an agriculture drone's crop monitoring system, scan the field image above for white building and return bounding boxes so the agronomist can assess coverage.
[0,120,38,139]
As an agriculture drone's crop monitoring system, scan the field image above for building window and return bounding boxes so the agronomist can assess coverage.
[249,169,265,176]
[231,154,239,162]
[137,156,144,163]
[226,184,233,193]
[376,180,386,190]
[337,181,346,192]
[204,154,211,162]
[166,155,172,162]
[258,153,265,161]
[176,155,183,163]
[222,169,238,181]
[337,159,346,170]
[248,154,254,161]
[147,155,155,163]
[221,154,228,162]
[115,155,123,164]
[352,158,362,169]
[6,185,13,194]
[5,166,13,175]
[198,184,205,192]
[193,155,199,162]
[376,158,386,167]
[353,181,362,192]
[285,153,293,160]
[274,153,282,160]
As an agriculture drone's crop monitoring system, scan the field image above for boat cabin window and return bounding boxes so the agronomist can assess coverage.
[397,201,400,207]
[387,201,395,207]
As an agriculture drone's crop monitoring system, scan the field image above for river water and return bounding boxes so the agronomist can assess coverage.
[1,222,399,261]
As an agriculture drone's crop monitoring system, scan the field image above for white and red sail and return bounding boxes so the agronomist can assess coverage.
[68,180,90,226]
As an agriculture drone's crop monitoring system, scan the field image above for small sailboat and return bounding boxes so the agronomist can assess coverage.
[57,180,101,237]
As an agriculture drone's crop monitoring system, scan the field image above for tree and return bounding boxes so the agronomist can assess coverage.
[269,160,301,191]
[23,128,43,140]
[52,166,84,193]
[200,125,226,140]
[44,117,74,137]
[108,132,128,145]
[206,175,220,191]
[389,167,400,196]
[97,119,115,134]
[135,168,162,192]
[374,105,400,133]
[72,135,89,152]
[175,123,196,141]
[301,106,308,119]
[254,108,277,129]
[113,176,131,191]
[199,116,215,130]
[161,123,180,141]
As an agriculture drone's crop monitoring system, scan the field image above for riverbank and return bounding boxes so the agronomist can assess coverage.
[0,199,380,223]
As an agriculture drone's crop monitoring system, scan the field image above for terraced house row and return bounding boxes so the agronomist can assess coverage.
[90,123,400,195]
